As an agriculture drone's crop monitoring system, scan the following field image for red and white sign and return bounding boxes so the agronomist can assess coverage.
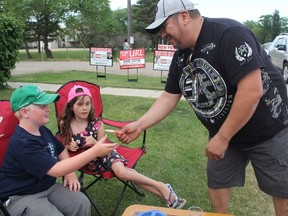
[90,47,113,67]
[153,50,175,71]
[119,48,145,70]
[157,44,177,51]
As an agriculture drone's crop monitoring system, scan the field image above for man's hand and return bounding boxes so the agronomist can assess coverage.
[205,134,229,160]
[115,122,143,144]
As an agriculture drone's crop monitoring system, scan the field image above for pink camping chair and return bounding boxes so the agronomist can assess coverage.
[55,80,147,216]
[0,100,19,216]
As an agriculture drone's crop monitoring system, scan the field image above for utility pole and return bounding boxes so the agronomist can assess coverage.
[127,0,132,44]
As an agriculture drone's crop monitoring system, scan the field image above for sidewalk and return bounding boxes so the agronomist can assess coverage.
[7,82,164,99]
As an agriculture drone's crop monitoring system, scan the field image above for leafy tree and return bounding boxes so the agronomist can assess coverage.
[27,0,69,58]
[244,10,288,44]
[3,0,69,59]
[69,0,112,47]
[258,15,273,42]
[0,14,23,88]
[271,10,281,39]
[133,0,158,48]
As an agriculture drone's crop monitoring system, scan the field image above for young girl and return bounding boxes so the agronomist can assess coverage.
[58,84,186,209]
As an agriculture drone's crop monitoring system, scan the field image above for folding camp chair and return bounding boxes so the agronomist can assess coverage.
[55,80,147,216]
[0,100,19,216]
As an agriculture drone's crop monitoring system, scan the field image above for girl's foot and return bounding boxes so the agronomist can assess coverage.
[165,183,186,209]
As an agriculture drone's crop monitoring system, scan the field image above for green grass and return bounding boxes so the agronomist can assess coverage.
[18,48,154,62]
[1,50,275,215]
[9,71,166,90]
[1,88,274,216]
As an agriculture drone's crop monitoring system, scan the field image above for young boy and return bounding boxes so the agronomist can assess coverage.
[0,84,118,216]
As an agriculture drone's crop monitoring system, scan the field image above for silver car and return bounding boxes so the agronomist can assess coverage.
[262,42,272,54]
[268,33,288,84]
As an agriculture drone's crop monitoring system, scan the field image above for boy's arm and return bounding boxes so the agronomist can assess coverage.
[57,148,81,192]
[47,135,118,177]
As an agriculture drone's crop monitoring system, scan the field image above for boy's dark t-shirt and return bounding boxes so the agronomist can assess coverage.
[0,125,65,201]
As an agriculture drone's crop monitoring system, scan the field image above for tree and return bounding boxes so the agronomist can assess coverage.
[271,10,281,39]
[0,14,23,88]
[133,0,158,48]
[258,15,273,42]
[3,0,69,59]
[27,0,69,58]
[66,0,116,47]
[244,10,288,44]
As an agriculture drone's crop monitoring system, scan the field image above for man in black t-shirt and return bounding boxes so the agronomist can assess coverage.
[116,0,288,215]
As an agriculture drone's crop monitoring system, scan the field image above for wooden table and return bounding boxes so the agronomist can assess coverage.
[122,204,234,216]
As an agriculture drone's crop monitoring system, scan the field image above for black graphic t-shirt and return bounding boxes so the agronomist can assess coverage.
[166,17,288,146]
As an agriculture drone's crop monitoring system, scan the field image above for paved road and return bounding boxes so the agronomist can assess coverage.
[9,60,167,99]
[12,61,167,78]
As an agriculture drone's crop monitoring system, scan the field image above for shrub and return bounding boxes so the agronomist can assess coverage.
[0,14,23,89]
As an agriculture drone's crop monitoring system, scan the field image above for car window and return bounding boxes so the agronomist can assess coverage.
[275,38,285,48]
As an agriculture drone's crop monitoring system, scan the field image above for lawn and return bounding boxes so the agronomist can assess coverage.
[0,50,275,215]
[9,71,166,91]
[18,48,154,62]
[1,86,274,216]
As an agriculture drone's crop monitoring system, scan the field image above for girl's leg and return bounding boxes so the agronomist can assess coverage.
[111,162,185,208]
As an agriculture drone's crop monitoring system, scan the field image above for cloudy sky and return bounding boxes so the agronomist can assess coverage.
[110,0,288,23]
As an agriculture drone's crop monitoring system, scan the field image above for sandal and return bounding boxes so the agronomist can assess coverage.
[165,183,186,209]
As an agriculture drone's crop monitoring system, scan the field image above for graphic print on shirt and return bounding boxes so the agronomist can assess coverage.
[45,142,57,159]
[179,58,233,123]
[235,42,253,65]
[262,70,288,123]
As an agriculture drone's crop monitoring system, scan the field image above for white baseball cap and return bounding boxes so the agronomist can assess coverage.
[146,0,195,34]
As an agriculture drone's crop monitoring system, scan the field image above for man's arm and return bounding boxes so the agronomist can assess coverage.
[206,68,263,160]
[117,91,182,143]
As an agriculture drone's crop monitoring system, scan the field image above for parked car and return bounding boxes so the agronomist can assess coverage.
[261,42,272,54]
[268,33,288,84]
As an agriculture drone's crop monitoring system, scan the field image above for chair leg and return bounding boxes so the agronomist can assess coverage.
[79,172,103,216]
[81,189,103,216]
[110,180,145,216]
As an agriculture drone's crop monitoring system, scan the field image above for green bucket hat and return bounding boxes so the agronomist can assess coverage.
[10,84,60,112]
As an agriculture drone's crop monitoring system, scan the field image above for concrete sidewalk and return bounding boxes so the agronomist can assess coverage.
[7,82,164,99]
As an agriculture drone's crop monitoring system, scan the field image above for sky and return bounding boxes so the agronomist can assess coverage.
[110,0,288,23]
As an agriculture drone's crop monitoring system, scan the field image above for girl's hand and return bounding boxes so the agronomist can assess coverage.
[69,137,79,152]
[84,135,97,147]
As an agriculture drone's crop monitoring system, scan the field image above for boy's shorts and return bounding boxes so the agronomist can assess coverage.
[207,126,288,199]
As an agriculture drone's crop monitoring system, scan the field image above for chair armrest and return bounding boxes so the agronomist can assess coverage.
[102,118,132,128]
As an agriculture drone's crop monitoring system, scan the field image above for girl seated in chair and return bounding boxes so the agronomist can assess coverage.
[58,85,186,209]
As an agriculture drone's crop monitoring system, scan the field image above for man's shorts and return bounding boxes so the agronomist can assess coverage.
[207,126,288,199]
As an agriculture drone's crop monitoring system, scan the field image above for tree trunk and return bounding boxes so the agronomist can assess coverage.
[23,40,32,59]
[43,35,53,59]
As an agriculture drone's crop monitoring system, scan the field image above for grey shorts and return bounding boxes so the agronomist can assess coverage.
[6,183,90,216]
[207,127,288,199]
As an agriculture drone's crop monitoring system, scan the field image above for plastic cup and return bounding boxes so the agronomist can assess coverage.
[188,206,204,216]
